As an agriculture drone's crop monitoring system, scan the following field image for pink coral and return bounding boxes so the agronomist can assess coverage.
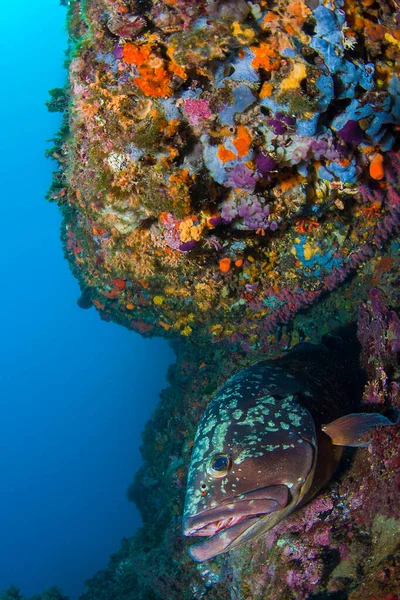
[182,99,212,126]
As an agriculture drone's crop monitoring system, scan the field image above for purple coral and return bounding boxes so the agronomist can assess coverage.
[179,240,198,252]
[267,113,296,135]
[337,119,364,145]
[309,134,340,161]
[255,152,278,174]
[226,163,259,191]
[238,197,271,230]
[221,195,272,230]
[114,44,124,60]
[220,199,238,224]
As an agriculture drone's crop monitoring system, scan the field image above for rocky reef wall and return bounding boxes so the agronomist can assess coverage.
[49,0,400,351]
[74,257,400,600]
[43,0,400,597]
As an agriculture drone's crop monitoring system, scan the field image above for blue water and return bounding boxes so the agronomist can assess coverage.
[0,3,174,598]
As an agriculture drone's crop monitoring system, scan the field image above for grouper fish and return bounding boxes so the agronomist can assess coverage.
[183,337,394,562]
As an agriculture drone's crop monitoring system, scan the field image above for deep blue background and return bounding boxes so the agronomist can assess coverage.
[0,2,174,598]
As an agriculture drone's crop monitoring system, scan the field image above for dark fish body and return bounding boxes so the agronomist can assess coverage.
[183,339,387,562]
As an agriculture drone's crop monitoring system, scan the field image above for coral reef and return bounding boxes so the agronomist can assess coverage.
[357,287,400,406]
[22,0,400,598]
[70,254,398,600]
[48,0,400,351]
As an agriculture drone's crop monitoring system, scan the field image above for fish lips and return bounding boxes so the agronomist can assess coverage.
[183,484,289,561]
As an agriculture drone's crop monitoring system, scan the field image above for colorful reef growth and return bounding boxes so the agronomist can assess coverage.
[43,0,400,598]
[63,280,399,600]
[48,0,400,351]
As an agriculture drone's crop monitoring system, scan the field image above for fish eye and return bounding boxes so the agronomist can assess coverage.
[207,454,231,478]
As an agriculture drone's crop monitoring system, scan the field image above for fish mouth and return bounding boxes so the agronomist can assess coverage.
[183,484,289,562]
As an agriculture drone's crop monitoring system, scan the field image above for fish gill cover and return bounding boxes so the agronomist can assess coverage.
[38,0,400,598]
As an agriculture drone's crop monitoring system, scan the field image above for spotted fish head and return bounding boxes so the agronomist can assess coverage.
[183,393,317,561]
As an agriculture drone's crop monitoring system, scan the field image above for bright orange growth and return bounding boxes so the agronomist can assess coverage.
[122,43,151,66]
[219,257,232,272]
[235,259,243,267]
[260,82,273,98]
[233,125,252,158]
[122,43,183,98]
[283,0,311,34]
[369,153,385,180]
[165,44,188,79]
[92,225,107,236]
[295,218,320,233]
[250,42,280,71]
[261,13,279,29]
[217,145,237,164]
[280,174,304,191]
[168,168,192,200]
[169,168,191,185]
[134,65,172,98]
[169,61,186,80]
[360,202,381,219]
[112,278,126,290]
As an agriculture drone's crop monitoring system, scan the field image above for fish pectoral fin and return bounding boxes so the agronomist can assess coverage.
[322,412,395,447]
